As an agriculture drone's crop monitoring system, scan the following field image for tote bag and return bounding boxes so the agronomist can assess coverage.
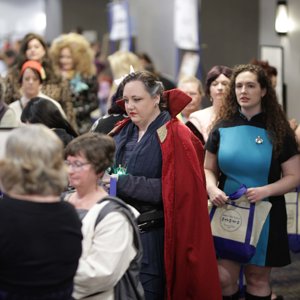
[285,187,300,253]
[209,185,272,263]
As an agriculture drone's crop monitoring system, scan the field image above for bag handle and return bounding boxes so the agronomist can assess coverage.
[296,186,299,234]
[210,184,256,245]
[209,184,248,220]
[229,185,255,245]
[228,184,247,200]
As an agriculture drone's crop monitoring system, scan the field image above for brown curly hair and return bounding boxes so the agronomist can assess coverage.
[216,64,294,157]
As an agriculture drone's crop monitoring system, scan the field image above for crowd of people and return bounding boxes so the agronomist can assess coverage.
[0,30,299,300]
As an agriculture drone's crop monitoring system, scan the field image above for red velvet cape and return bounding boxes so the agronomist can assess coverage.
[114,89,222,299]
[159,89,222,300]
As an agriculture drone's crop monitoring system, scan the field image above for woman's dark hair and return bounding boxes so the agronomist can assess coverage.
[137,52,156,73]
[250,59,278,79]
[15,33,58,83]
[107,84,125,114]
[205,65,233,97]
[19,33,48,59]
[21,97,78,138]
[65,132,115,174]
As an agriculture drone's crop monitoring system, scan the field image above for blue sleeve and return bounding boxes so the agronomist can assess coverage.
[117,174,162,205]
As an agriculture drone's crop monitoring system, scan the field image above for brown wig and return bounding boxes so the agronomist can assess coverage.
[205,65,233,97]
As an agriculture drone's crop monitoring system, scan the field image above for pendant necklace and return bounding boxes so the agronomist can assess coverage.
[255,136,263,144]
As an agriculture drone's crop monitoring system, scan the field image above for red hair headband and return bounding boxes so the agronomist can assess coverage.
[21,60,46,80]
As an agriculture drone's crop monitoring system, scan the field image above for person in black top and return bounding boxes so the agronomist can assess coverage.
[0,124,82,299]
[91,84,127,134]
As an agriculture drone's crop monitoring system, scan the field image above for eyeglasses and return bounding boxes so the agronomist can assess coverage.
[65,160,90,171]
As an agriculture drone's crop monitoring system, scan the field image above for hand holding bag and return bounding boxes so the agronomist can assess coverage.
[209,185,272,263]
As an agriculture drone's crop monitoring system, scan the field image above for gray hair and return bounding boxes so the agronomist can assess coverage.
[0,124,68,196]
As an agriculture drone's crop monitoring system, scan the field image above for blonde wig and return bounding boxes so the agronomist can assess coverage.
[107,50,143,96]
[50,32,96,78]
[0,124,68,196]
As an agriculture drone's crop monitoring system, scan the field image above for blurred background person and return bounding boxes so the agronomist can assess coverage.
[91,84,127,134]
[188,65,232,144]
[108,50,143,97]
[0,49,17,77]
[90,50,143,134]
[63,132,144,299]
[0,77,18,128]
[0,124,82,299]
[21,97,78,147]
[137,52,176,91]
[9,60,66,124]
[250,59,277,89]
[3,33,75,126]
[50,33,98,133]
[177,75,204,123]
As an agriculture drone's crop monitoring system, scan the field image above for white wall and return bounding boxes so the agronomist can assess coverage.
[0,0,46,44]
[45,0,62,42]
[259,0,300,121]
[129,0,177,80]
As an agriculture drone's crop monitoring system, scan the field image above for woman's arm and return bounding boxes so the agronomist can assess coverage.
[117,175,162,205]
[204,150,228,206]
[73,212,136,298]
[246,154,300,202]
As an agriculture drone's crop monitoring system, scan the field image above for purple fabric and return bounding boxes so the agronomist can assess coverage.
[109,177,117,197]
[288,189,300,253]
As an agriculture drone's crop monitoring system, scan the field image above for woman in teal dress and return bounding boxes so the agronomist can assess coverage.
[205,64,300,300]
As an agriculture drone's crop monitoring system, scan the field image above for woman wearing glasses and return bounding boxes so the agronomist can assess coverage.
[63,132,144,300]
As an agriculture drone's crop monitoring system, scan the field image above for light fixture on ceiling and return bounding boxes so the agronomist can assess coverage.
[275,1,289,35]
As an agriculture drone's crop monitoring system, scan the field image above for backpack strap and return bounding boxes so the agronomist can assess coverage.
[0,103,8,122]
[95,196,142,254]
[94,196,144,300]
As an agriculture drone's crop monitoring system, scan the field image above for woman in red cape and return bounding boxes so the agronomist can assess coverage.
[109,71,221,300]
